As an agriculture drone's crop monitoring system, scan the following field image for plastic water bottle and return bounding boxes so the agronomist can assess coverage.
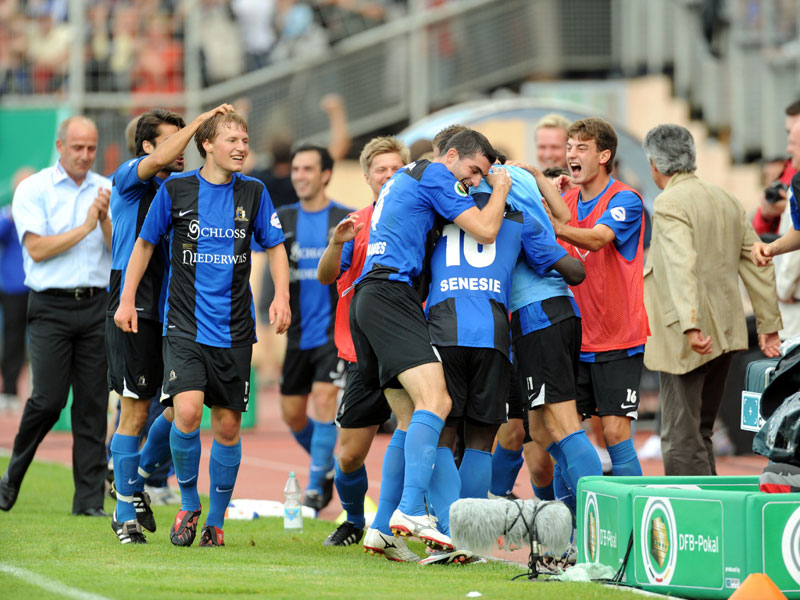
[284,471,303,532]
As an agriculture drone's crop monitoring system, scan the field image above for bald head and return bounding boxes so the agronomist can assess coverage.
[56,116,99,185]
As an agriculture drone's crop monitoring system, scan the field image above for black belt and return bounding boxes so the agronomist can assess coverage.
[39,287,105,301]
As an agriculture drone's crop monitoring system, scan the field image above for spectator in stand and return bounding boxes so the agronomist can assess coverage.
[231,0,277,71]
[271,0,329,62]
[197,0,245,85]
[132,13,183,94]
[26,7,71,93]
[1,12,34,95]
[753,100,800,236]
[0,167,33,413]
[109,4,139,93]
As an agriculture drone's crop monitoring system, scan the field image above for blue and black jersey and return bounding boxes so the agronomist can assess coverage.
[108,156,169,322]
[277,201,351,351]
[426,204,568,358]
[358,160,477,287]
[472,165,580,338]
[139,169,284,348]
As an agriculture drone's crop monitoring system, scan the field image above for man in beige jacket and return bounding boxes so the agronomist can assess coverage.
[642,124,782,476]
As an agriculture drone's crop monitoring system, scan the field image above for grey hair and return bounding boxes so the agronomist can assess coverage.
[643,124,697,175]
[56,116,97,143]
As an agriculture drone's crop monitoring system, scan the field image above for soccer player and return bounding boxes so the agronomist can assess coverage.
[115,111,290,548]
[505,162,603,517]
[350,129,511,550]
[276,145,351,511]
[107,104,233,544]
[424,162,585,563]
[317,136,419,561]
[553,117,649,478]
[534,113,570,170]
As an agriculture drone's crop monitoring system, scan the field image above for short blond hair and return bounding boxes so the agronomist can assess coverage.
[535,113,571,135]
[195,111,248,158]
[359,136,410,174]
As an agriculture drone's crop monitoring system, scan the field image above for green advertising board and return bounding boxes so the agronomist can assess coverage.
[579,475,800,599]
[633,495,729,594]
[747,496,800,594]
[0,107,63,205]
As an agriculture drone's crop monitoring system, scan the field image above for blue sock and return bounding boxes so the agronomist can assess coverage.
[137,413,173,492]
[372,429,405,535]
[206,439,241,529]
[533,481,555,501]
[607,438,642,477]
[428,447,460,536]
[552,461,576,512]
[291,419,315,455]
[110,433,140,522]
[490,443,524,496]
[170,424,201,511]
[398,410,443,516]
[335,462,368,529]
[459,448,492,499]
[308,419,337,492]
[558,429,603,494]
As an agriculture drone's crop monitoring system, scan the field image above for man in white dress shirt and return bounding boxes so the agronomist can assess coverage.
[0,115,113,516]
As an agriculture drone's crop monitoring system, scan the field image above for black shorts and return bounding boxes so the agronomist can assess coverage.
[576,353,643,419]
[161,336,252,412]
[106,315,163,399]
[351,280,439,391]
[507,359,532,444]
[279,342,343,396]
[438,345,509,426]
[514,317,581,409]
[336,362,391,429]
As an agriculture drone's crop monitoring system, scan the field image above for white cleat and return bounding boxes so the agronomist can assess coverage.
[363,527,420,562]
[389,509,453,551]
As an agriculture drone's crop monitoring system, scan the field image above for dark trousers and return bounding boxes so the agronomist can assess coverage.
[4,291,108,513]
[1,291,29,395]
[659,352,734,476]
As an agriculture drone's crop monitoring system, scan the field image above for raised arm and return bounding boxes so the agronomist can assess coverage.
[136,104,234,181]
[318,214,362,285]
[511,162,571,224]
[453,167,511,244]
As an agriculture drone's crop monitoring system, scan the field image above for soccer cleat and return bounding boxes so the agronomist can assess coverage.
[419,548,483,566]
[199,525,224,547]
[302,489,324,512]
[132,491,156,533]
[389,509,453,551]
[363,527,419,562]
[112,512,146,544]
[304,468,336,512]
[170,507,202,547]
[323,521,363,547]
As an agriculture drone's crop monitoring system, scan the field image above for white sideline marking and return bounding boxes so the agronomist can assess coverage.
[0,563,111,600]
